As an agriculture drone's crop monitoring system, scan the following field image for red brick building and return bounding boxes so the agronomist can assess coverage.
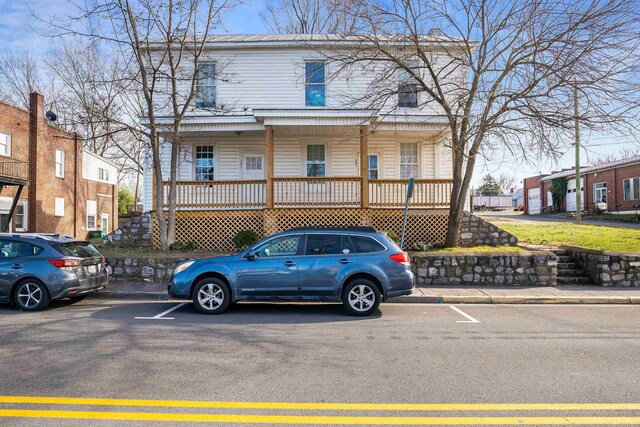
[523,157,640,214]
[0,93,118,237]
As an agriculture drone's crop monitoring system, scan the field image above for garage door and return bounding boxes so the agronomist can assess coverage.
[527,187,541,214]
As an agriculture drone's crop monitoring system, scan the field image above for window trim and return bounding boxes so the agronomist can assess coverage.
[14,200,27,232]
[54,197,65,217]
[304,60,327,107]
[368,154,380,180]
[623,177,640,201]
[193,144,216,181]
[98,167,110,182]
[397,62,420,108]
[593,182,607,204]
[55,149,65,178]
[195,62,217,109]
[86,200,97,230]
[0,132,11,157]
[398,142,420,179]
[305,143,328,177]
[101,213,109,234]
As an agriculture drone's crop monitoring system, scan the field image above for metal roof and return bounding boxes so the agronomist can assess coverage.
[541,155,640,182]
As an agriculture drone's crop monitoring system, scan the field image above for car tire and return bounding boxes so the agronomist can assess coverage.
[342,279,381,316]
[13,279,51,312]
[192,278,231,315]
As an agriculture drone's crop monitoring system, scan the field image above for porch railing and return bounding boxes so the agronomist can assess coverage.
[163,180,266,209]
[273,177,362,208]
[162,178,454,209]
[369,179,453,208]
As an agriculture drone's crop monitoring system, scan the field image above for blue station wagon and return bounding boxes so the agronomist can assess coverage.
[169,227,414,316]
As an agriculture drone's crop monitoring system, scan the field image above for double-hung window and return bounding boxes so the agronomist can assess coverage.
[14,200,27,232]
[55,149,65,178]
[87,200,97,230]
[99,168,109,181]
[305,61,326,107]
[195,146,215,181]
[624,177,640,200]
[195,62,216,108]
[306,145,326,177]
[400,143,419,178]
[0,132,11,156]
[398,63,419,108]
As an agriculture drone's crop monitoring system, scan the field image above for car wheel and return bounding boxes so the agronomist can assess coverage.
[342,279,381,316]
[192,278,231,315]
[13,279,51,312]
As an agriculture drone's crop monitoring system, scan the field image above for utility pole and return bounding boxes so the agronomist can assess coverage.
[574,86,581,224]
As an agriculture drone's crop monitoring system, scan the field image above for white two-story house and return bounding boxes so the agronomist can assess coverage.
[142,34,462,251]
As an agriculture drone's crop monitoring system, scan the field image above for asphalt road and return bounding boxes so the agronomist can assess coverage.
[1,297,640,426]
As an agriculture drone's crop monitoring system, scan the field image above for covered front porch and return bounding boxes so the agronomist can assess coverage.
[154,110,455,211]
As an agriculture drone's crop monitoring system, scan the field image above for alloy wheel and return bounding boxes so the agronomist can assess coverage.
[17,283,42,309]
[197,283,224,311]
[348,284,375,312]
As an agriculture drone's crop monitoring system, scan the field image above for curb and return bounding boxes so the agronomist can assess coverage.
[391,295,637,304]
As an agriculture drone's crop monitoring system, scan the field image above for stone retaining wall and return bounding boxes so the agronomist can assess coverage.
[565,246,640,287]
[411,251,557,286]
[103,212,153,249]
[106,254,209,281]
[460,212,518,247]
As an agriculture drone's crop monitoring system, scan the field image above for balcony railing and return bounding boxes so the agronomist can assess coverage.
[0,159,29,182]
[162,178,453,210]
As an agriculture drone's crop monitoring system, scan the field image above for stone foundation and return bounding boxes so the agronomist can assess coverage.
[411,251,557,286]
[565,246,640,287]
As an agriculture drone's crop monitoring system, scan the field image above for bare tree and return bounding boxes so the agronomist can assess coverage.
[263,0,367,34]
[43,0,236,250]
[590,147,640,165]
[327,0,640,246]
[497,174,517,193]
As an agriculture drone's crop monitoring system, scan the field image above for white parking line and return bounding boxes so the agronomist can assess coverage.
[135,303,188,320]
[449,305,480,323]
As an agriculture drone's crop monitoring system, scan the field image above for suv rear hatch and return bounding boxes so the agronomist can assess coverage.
[54,241,106,280]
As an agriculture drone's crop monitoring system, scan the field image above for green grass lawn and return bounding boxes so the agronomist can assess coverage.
[490,219,640,252]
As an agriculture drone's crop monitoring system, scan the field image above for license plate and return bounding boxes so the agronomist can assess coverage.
[87,265,98,274]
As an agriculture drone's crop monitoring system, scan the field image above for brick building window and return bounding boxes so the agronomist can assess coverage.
[87,200,97,230]
[0,132,10,156]
[54,198,65,217]
[55,149,65,178]
[14,200,27,232]
[624,177,640,200]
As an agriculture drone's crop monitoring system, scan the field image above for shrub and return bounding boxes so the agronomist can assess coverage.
[233,230,259,250]
[170,240,197,251]
[384,230,400,243]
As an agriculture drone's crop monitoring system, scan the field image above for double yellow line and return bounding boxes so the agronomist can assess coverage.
[1,396,640,425]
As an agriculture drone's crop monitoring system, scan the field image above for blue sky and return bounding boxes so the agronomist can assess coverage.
[1,0,637,188]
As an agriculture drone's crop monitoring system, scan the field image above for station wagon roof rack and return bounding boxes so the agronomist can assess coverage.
[286,226,377,233]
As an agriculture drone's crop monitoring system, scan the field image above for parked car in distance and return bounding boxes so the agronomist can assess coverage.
[0,234,109,311]
[169,227,414,316]
[514,204,525,211]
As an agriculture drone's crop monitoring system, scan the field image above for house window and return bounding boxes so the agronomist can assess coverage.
[400,143,418,178]
[54,197,65,217]
[593,182,607,204]
[99,168,109,181]
[195,62,216,108]
[398,63,419,108]
[368,155,379,180]
[195,146,215,181]
[14,200,27,232]
[55,149,65,178]
[305,61,326,107]
[0,132,11,156]
[101,214,109,234]
[306,144,326,177]
[624,177,640,200]
[87,200,97,230]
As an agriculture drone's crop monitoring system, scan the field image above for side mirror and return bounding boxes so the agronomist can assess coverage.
[246,251,256,260]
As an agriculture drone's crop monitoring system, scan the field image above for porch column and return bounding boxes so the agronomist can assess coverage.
[360,125,369,208]
[265,125,274,209]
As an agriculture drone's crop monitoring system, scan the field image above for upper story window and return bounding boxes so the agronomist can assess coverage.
[305,61,326,107]
[195,145,215,181]
[0,132,11,156]
[55,149,65,178]
[400,143,418,178]
[398,63,419,108]
[99,167,109,181]
[623,177,640,201]
[306,144,326,177]
[195,62,216,108]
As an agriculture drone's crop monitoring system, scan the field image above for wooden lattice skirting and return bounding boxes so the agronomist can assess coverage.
[153,208,449,252]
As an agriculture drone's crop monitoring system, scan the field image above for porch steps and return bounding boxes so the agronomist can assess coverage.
[549,249,593,285]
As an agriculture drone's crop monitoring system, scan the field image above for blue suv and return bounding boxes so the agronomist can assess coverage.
[169,227,414,316]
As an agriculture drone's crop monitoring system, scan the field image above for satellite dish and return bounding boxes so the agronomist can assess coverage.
[45,111,57,122]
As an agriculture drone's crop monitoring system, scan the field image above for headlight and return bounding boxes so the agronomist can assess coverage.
[173,261,195,275]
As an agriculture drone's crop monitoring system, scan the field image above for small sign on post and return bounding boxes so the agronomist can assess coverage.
[400,178,415,250]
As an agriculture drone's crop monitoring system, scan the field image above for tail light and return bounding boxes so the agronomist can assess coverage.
[390,252,411,266]
[48,258,83,271]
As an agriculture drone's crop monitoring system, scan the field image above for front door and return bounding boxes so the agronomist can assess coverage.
[243,154,265,180]
[297,234,356,297]
[236,234,302,298]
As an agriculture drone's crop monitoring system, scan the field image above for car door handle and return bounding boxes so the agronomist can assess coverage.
[11,264,23,269]
[338,259,351,264]
[283,261,297,267]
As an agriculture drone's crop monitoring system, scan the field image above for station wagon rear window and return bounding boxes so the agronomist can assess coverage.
[351,236,386,253]
[57,242,101,258]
